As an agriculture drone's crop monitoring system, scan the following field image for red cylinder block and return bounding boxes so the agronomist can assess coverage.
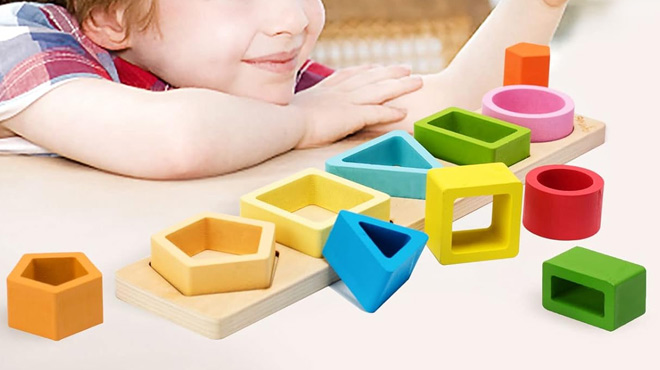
[523,165,604,240]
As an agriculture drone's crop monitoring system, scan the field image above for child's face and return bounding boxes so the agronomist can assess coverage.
[125,0,325,104]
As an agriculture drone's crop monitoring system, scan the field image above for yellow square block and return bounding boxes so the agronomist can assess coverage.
[151,212,277,296]
[240,168,391,258]
[426,163,523,264]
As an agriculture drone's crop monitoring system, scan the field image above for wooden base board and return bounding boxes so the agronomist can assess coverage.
[116,116,606,339]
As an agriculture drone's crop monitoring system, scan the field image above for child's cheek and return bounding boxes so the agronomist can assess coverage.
[307,0,326,35]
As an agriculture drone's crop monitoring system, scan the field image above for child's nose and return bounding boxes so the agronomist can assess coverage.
[262,0,309,36]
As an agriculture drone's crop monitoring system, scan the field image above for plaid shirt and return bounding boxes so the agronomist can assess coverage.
[0,2,332,155]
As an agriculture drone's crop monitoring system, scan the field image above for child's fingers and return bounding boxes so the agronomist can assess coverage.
[319,64,377,87]
[338,65,412,91]
[543,0,569,7]
[357,105,408,127]
[350,75,423,105]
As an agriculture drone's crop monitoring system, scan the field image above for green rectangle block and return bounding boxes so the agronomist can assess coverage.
[413,107,531,166]
[542,247,646,331]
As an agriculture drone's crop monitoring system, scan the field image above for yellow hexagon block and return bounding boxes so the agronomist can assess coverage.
[425,163,523,265]
[240,168,390,258]
[151,212,277,296]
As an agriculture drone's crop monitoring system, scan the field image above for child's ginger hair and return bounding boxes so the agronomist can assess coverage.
[1,0,157,35]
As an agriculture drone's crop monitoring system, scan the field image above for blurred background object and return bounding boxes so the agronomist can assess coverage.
[313,0,612,74]
[313,0,494,73]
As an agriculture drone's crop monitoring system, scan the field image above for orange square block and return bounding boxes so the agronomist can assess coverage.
[6,252,103,341]
[504,42,550,87]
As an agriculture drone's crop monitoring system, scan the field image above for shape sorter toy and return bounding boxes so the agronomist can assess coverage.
[116,116,605,339]
[240,168,390,258]
[151,212,277,296]
[323,211,428,312]
[503,42,551,87]
[413,107,530,166]
[7,252,103,340]
[325,130,441,199]
[543,247,646,331]
[425,163,522,265]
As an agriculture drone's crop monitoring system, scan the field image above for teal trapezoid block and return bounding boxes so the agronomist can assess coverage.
[322,210,428,312]
[325,130,442,199]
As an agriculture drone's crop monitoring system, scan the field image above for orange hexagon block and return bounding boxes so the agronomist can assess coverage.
[504,42,550,87]
[7,252,103,341]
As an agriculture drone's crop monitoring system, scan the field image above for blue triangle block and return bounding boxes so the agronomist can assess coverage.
[326,130,442,199]
[322,210,428,312]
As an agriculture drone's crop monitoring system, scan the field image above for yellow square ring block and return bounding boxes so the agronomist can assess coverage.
[151,212,277,296]
[425,163,523,265]
[240,168,391,258]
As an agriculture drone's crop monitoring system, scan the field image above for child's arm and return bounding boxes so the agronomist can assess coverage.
[1,65,421,180]
[0,125,13,139]
[380,0,569,130]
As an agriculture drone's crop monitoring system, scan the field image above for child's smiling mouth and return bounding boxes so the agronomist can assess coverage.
[242,48,301,74]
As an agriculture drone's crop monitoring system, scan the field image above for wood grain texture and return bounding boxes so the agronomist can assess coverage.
[116,116,605,339]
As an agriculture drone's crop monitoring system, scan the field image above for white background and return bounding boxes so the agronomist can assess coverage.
[1,0,659,368]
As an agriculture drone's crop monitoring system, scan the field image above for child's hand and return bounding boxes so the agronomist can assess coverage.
[291,65,423,148]
[544,0,569,6]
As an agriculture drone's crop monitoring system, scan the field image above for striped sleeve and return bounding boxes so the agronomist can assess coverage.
[0,2,118,121]
[295,59,334,93]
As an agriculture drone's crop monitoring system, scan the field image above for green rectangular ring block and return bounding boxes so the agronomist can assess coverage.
[543,247,646,331]
[413,107,531,166]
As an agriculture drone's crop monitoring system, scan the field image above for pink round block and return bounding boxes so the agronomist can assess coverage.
[482,85,575,142]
